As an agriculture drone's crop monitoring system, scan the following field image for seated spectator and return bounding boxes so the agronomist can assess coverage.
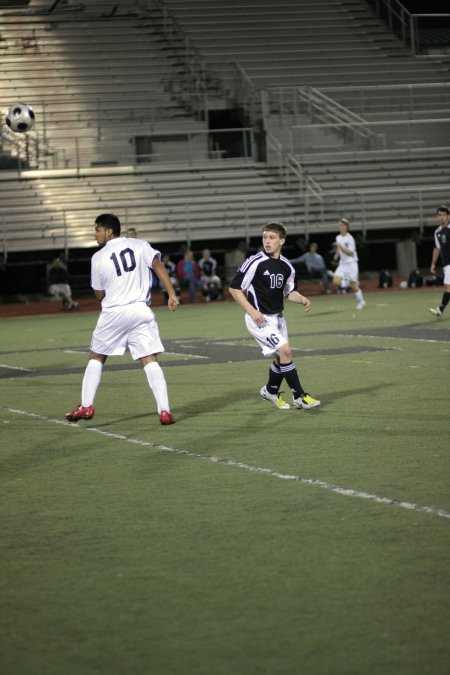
[198,248,223,301]
[47,257,78,311]
[161,254,181,301]
[290,242,331,294]
[176,250,202,303]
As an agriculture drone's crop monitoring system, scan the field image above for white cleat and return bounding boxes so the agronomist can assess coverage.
[293,393,321,410]
[260,386,290,409]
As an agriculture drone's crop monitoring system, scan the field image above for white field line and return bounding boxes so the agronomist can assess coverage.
[0,364,34,372]
[4,406,450,522]
[165,352,208,359]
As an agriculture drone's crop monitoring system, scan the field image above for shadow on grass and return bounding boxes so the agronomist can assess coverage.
[69,382,388,434]
[322,382,388,404]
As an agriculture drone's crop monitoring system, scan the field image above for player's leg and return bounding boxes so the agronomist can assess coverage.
[129,307,175,424]
[320,267,331,293]
[350,279,366,309]
[277,342,320,410]
[333,273,343,290]
[244,314,290,409]
[430,286,450,316]
[430,267,450,316]
[66,308,127,422]
[65,352,106,421]
[140,355,174,424]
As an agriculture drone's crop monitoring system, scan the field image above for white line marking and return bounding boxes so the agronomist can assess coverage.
[165,352,208,359]
[0,364,34,372]
[4,406,450,521]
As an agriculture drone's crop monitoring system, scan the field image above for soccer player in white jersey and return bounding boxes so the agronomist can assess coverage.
[65,213,179,425]
[229,221,320,411]
[332,218,366,310]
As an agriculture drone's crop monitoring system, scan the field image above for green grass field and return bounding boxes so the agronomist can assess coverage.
[1,288,449,675]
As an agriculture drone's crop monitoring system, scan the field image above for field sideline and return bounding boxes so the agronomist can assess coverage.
[1,287,449,675]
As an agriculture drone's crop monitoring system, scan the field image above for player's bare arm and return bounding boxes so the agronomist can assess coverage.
[287,290,312,312]
[228,287,266,325]
[337,243,354,257]
[430,247,440,273]
[94,289,105,301]
[152,257,180,311]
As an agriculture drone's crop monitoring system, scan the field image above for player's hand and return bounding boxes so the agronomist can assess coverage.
[430,264,436,274]
[302,298,312,313]
[252,310,266,325]
[168,296,180,311]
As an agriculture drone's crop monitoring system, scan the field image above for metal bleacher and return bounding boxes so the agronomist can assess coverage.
[0,163,299,252]
[0,0,450,263]
[163,0,450,88]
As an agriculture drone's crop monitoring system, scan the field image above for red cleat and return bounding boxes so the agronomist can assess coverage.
[65,404,95,422]
[159,410,176,425]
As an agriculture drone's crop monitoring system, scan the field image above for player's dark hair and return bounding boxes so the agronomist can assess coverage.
[436,204,449,215]
[95,213,121,236]
[262,221,287,238]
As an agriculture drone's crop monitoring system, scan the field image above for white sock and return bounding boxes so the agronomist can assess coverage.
[355,289,365,303]
[81,359,103,407]
[144,361,170,413]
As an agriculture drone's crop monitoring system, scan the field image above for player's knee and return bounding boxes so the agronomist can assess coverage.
[278,344,292,361]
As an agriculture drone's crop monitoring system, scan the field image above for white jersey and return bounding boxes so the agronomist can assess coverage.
[336,232,358,264]
[91,236,160,309]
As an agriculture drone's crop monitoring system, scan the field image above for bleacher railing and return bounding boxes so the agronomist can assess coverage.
[1,183,447,259]
[0,126,40,172]
[265,83,450,120]
[288,118,450,158]
[365,0,418,54]
[317,83,450,118]
[293,87,381,150]
[366,0,450,54]
[147,0,229,117]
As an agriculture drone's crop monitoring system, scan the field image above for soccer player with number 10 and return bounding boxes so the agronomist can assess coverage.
[65,213,179,426]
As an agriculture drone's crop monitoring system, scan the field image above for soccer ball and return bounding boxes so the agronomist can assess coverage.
[5,102,36,133]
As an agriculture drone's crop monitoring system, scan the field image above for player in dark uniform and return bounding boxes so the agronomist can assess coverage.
[229,221,320,410]
[429,205,450,317]
[198,248,222,301]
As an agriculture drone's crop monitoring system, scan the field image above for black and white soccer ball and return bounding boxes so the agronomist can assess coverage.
[5,102,36,133]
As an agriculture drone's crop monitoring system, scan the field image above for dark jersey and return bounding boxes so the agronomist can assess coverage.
[434,225,450,266]
[199,259,215,276]
[229,251,297,315]
[48,266,69,285]
[163,259,176,275]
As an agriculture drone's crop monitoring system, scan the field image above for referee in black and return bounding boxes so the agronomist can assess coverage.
[429,205,450,317]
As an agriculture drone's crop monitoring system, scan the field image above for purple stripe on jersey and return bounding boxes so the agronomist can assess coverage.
[239,252,266,273]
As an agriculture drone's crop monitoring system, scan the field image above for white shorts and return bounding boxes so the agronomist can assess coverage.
[334,260,359,284]
[245,312,288,357]
[443,264,450,285]
[49,283,71,298]
[91,303,164,359]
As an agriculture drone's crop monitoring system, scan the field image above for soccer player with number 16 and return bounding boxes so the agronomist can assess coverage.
[229,221,320,411]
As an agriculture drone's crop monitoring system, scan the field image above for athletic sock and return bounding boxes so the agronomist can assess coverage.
[266,361,283,394]
[440,291,450,313]
[279,361,304,399]
[355,289,365,303]
[144,361,170,413]
[81,359,103,407]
